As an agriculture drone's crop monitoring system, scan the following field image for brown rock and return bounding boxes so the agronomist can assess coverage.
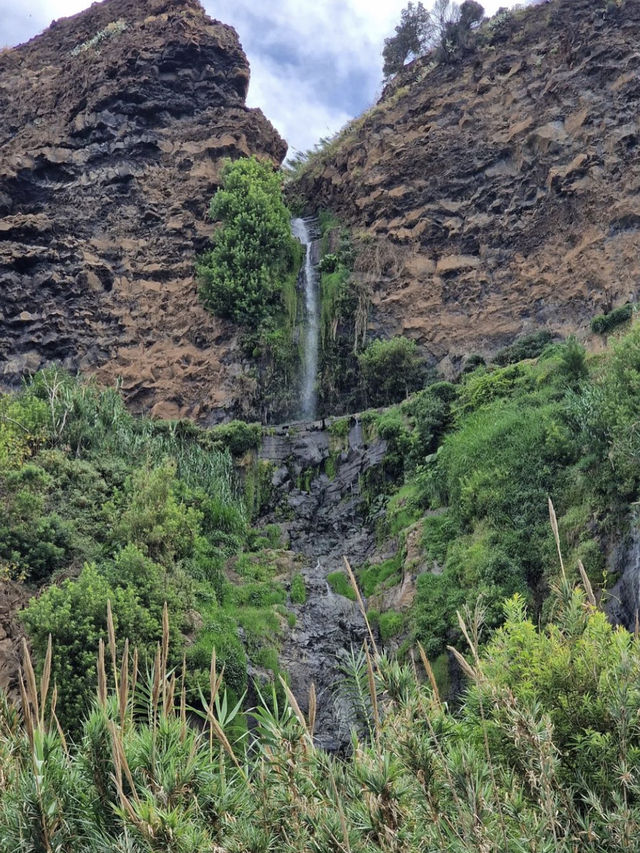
[291,0,640,364]
[0,0,286,423]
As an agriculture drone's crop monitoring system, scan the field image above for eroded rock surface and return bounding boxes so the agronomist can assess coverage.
[0,0,286,421]
[292,0,640,369]
[258,417,387,749]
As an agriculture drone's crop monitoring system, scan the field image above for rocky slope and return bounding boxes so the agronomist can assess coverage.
[292,0,640,372]
[0,0,285,421]
[257,417,387,749]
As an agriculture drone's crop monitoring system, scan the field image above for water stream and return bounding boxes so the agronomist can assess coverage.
[292,218,319,421]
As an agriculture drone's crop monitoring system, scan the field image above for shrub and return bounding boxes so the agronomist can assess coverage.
[493,330,553,366]
[359,337,425,407]
[591,303,633,335]
[559,336,588,385]
[211,420,262,456]
[21,563,162,729]
[327,571,356,600]
[198,157,299,327]
[378,611,404,641]
[290,573,307,604]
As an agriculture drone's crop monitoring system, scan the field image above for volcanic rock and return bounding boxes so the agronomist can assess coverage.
[0,0,286,421]
[291,0,640,368]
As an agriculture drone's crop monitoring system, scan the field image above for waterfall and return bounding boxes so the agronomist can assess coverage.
[292,218,319,421]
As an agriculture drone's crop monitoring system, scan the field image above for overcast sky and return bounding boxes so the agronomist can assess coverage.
[3,0,517,156]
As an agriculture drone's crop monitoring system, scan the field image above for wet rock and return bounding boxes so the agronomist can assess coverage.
[258,417,387,749]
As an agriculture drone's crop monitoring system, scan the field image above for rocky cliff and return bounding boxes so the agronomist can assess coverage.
[256,416,388,750]
[292,0,640,372]
[0,0,285,421]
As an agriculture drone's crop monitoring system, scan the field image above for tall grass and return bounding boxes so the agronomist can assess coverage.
[4,519,640,851]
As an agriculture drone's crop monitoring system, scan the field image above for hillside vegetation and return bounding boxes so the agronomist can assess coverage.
[344,321,640,668]
[0,371,297,731]
[4,576,640,851]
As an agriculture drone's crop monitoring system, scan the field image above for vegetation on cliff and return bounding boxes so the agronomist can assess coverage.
[350,320,640,666]
[382,0,485,78]
[0,371,297,730]
[4,575,640,851]
[198,157,305,422]
[198,158,300,329]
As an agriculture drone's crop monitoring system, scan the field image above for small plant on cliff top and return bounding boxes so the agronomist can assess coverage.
[198,157,299,328]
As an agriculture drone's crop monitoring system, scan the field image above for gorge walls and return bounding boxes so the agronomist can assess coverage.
[0,0,285,422]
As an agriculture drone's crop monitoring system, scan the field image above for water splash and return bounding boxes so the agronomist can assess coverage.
[292,218,319,421]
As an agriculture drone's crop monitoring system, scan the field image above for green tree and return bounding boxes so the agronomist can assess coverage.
[358,337,424,406]
[197,157,299,327]
[382,1,434,78]
[21,563,159,729]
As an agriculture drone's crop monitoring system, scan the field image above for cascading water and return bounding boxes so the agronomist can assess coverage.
[292,218,319,421]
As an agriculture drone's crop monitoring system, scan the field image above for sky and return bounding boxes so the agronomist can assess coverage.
[3,0,517,157]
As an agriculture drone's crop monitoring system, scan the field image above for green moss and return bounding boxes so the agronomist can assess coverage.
[359,554,402,597]
[324,455,338,480]
[327,571,356,600]
[378,611,404,642]
[328,417,350,439]
[290,573,306,604]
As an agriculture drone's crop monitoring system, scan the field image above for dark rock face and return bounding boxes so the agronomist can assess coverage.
[606,519,640,631]
[292,0,640,370]
[0,0,286,421]
[258,417,386,750]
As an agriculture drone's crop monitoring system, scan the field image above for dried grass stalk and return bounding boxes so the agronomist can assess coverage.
[548,498,565,579]
[364,643,380,740]
[119,639,129,727]
[447,645,478,682]
[417,642,441,708]
[308,682,317,737]
[578,560,596,606]
[97,638,107,708]
[344,556,379,658]
[40,634,52,726]
[22,638,39,724]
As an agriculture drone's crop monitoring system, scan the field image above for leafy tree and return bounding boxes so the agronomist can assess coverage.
[382,2,433,77]
[21,563,160,729]
[437,0,485,58]
[358,337,425,406]
[198,157,299,327]
[383,0,485,76]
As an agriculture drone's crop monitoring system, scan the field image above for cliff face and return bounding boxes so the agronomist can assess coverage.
[0,0,286,421]
[292,0,640,370]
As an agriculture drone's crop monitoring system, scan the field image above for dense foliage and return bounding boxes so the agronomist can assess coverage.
[4,577,640,851]
[382,0,485,77]
[358,337,425,407]
[0,371,296,729]
[198,157,300,328]
[349,325,640,667]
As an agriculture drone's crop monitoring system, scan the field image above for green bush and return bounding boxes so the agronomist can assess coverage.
[327,571,356,600]
[198,157,300,327]
[290,573,307,604]
[211,420,262,456]
[591,303,633,335]
[21,563,162,729]
[493,330,553,366]
[359,337,425,407]
[378,610,404,642]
